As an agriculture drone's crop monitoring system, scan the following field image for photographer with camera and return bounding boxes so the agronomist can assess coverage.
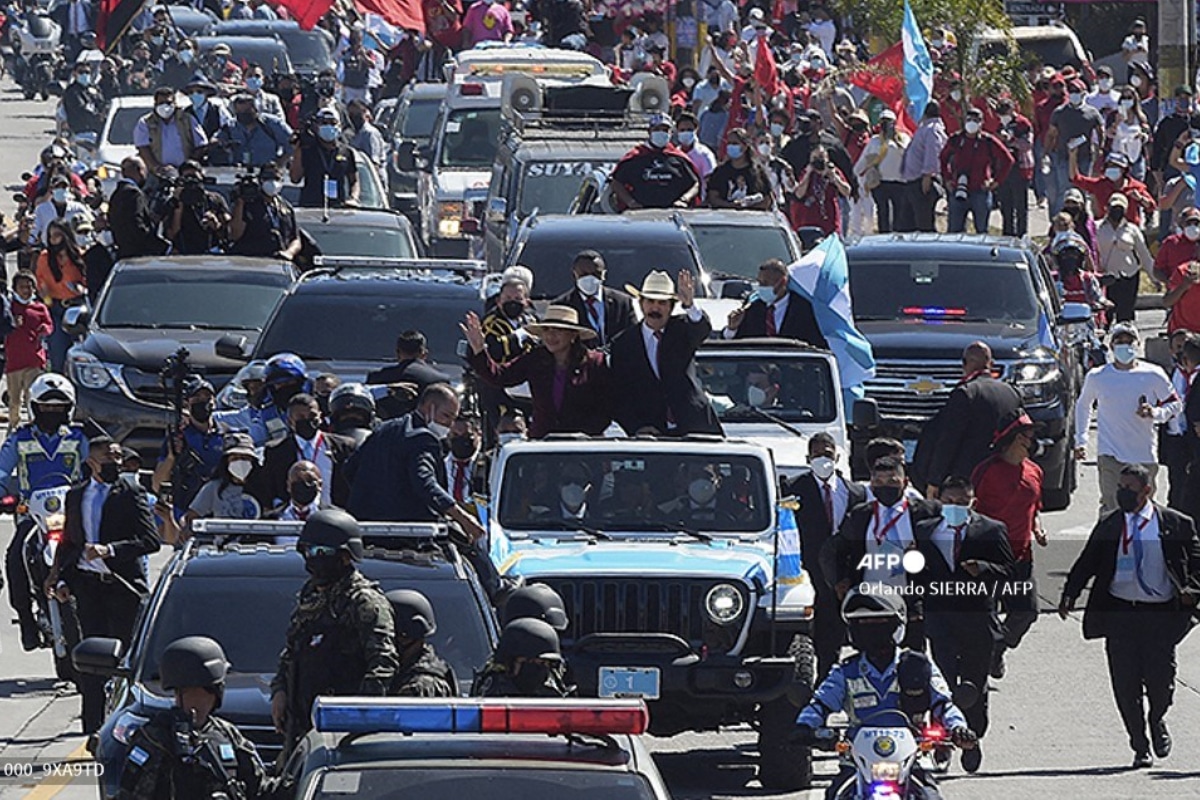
[290,107,358,208]
[164,161,229,255]
[229,163,300,259]
[214,93,293,170]
[940,107,1014,234]
[790,145,851,236]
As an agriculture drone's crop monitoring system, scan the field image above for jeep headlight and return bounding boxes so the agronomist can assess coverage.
[68,349,118,391]
[437,201,464,237]
[705,583,744,624]
[1009,353,1060,405]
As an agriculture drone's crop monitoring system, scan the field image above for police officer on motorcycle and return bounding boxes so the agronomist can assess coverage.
[0,373,88,651]
[472,618,572,697]
[328,383,376,447]
[118,636,269,800]
[219,353,309,448]
[386,589,456,697]
[270,509,396,755]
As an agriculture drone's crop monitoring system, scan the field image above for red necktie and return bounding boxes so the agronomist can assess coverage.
[952,525,964,564]
[823,481,834,526]
[766,303,778,336]
[453,460,468,502]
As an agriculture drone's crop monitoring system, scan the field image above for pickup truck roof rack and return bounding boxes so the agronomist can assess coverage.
[308,256,486,276]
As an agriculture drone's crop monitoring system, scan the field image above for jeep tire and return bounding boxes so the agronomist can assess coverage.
[757,633,816,790]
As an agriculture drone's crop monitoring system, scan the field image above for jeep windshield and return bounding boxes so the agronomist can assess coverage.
[688,223,795,279]
[519,161,616,216]
[513,231,700,299]
[696,355,837,423]
[98,269,291,330]
[848,260,1040,324]
[439,109,501,168]
[312,769,656,799]
[499,452,771,534]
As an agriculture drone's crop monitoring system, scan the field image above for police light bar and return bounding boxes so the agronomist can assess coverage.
[190,520,448,539]
[310,256,486,275]
[902,307,967,317]
[312,697,649,737]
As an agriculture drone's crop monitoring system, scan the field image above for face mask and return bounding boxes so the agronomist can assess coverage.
[98,230,113,247]
[228,459,253,482]
[999,114,1012,125]
[513,662,552,694]
[236,110,257,126]
[34,409,69,431]
[294,418,320,440]
[12,292,30,304]
[190,92,208,107]
[97,462,120,484]
[290,480,320,506]
[810,456,836,481]
[189,400,213,423]
[120,472,141,490]
[502,300,527,320]
[52,188,68,204]
[77,73,91,86]
[449,436,476,459]
[1107,207,1126,224]
[1186,224,1200,241]
[318,124,339,142]
[1112,343,1137,364]
[942,503,970,527]
[688,478,717,505]
[498,431,525,446]
[1116,486,1142,514]
[677,130,695,146]
[873,485,902,507]
[156,103,175,119]
[318,82,336,97]
[810,58,825,70]
[1105,167,1123,181]
[950,90,962,102]
[649,130,671,148]
[262,180,281,197]
[1119,99,1134,111]
[150,35,164,46]
[770,122,784,137]
[1131,75,1143,88]
[246,76,263,91]
[426,420,450,439]
[1068,92,1083,106]
[1099,78,1113,92]
[751,285,776,304]
[756,142,772,157]
[848,620,898,654]
[180,50,193,63]
[726,143,744,159]
[931,38,945,48]
[682,77,695,88]
[747,385,767,407]
[560,483,587,509]
[964,120,981,135]
[305,554,348,585]
[576,275,602,297]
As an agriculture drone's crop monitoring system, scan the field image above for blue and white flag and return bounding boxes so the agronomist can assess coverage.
[776,506,803,586]
[787,235,876,408]
[363,14,402,51]
[900,0,934,120]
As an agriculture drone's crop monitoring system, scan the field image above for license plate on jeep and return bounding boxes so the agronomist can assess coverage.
[599,667,661,699]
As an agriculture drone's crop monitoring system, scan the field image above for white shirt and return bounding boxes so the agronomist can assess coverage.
[78,479,112,574]
[1166,367,1194,436]
[862,499,914,587]
[856,133,911,183]
[641,306,704,378]
[295,434,333,505]
[444,454,477,501]
[1110,502,1173,603]
[1085,89,1119,115]
[30,199,93,246]
[806,18,837,57]
[1075,362,1181,463]
[929,519,965,571]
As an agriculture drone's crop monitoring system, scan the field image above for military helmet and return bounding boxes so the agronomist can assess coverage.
[297,508,364,561]
[159,636,229,692]
[329,382,376,417]
[386,589,437,640]
[501,583,569,632]
[494,618,563,665]
[840,587,907,624]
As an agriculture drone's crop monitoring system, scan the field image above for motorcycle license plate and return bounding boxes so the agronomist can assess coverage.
[599,667,660,699]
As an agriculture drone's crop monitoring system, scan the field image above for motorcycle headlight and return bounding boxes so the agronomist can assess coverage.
[705,583,745,624]
[870,762,902,781]
[68,349,116,391]
[111,710,150,745]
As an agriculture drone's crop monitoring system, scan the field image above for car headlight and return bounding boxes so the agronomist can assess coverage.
[111,710,149,745]
[68,349,117,391]
[705,583,745,624]
[1009,354,1060,405]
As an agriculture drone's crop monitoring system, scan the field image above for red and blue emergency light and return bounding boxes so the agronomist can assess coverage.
[901,307,967,317]
[312,698,649,737]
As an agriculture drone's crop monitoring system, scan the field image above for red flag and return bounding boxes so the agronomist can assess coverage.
[275,0,333,29]
[753,33,778,100]
[96,0,142,51]
[848,42,916,134]
[356,0,425,33]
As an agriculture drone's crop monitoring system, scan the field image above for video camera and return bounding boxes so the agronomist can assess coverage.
[234,172,261,202]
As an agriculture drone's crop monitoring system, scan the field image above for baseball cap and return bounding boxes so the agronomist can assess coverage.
[1180,206,1200,223]
[1110,321,1140,341]
[1105,152,1129,168]
[1108,192,1129,209]
[1063,187,1086,206]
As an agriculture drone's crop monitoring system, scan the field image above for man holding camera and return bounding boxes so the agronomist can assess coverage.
[290,108,358,208]
[229,163,300,260]
[940,107,1014,234]
[214,93,293,169]
[164,160,229,255]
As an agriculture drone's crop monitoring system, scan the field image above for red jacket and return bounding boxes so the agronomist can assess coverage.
[4,299,51,372]
[940,131,1014,192]
[1071,174,1155,226]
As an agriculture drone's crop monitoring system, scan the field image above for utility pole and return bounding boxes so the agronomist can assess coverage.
[1160,0,1192,108]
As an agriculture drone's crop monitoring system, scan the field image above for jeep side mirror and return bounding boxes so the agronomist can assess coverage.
[720,279,752,300]
[486,196,507,223]
[395,140,416,172]
[852,398,880,430]
[72,637,126,677]
[62,304,91,336]
[215,334,249,361]
[1057,302,1091,325]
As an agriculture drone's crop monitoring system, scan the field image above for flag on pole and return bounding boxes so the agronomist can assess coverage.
[787,235,875,408]
[96,0,145,52]
[776,506,803,586]
[846,42,915,133]
[275,0,333,30]
[901,0,935,120]
[753,32,779,99]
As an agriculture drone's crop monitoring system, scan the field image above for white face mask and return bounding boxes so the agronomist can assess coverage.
[809,455,836,481]
[950,90,962,102]
[228,459,253,482]
[688,478,717,505]
[1119,99,1135,111]
[498,431,525,446]
[576,275,602,297]
[560,483,587,510]
[942,502,970,527]
[1185,224,1200,241]
[999,114,1012,126]
[964,120,981,135]
[262,180,281,197]
[1112,343,1138,365]
[426,420,450,439]
[156,102,175,119]
[747,385,767,407]
[756,142,772,157]
[1098,78,1113,92]
[1068,92,1083,106]
[98,229,114,247]
[682,77,695,88]
[1105,167,1123,181]
[119,472,142,490]
[649,130,671,148]
[677,130,696,146]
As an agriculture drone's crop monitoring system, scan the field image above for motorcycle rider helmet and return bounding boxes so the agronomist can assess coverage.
[494,618,563,666]
[264,353,308,387]
[385,589,438,640]
[29,373,76,411]
[841,587,907,647]
[329,382,375,418]
[501,583,569,632]
[296,507,364,561]
[159,636,229,705]
[1050,231,1088,257]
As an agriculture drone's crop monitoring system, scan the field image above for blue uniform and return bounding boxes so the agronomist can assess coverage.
[0,425,89,497]
[214,404,288,448]
[158,424,225,516]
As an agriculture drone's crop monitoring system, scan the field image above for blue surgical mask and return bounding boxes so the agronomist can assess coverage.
[190,92,208,108]
[180,49,194,63]
[726,143,744,159]
[677,130,696,146]
[318,124,339,142]
[77,72,91,86]
[942,503,970,527]
[751,285,776,304]
[649,130,671,148]
[247,76,263,91]
[52,188,68,204]
[769,122,784,137]
[1112,343,1138,364]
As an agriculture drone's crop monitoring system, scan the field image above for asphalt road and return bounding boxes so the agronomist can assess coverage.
[1,80,1199,800]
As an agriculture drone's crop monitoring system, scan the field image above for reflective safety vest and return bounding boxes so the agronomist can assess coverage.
[840,653,901,731]
[15,426,86,497]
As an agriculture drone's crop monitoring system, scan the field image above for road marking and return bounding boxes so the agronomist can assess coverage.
[21,742,90,800]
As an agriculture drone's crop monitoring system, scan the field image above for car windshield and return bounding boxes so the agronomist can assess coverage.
[207,159,383,209]
[98,269,290,330]
[519,161,617,217]
[139,573,491,692]
[848,260,1040,324]
[278,30,332,71]
[314,769,656,799]
[106,107,147,147]
[256,290,474,364]
[696,355,838,423]
[200,41,291,74]
[303,224,416,258]
[515,233,699,299]
[439,109,501,168]
[499,452,771,533]
[688,223,794,279]
[402,98,442,140]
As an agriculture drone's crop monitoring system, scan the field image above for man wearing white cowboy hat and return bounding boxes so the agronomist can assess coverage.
[609,269,722,436]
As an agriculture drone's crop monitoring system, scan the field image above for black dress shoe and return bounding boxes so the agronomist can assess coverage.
[961,745,983,773]
[1132,751,1153,769]
[1151,720,1171,759]
[19,622,42,652]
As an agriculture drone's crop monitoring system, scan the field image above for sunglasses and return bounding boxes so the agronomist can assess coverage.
[301,544,340,558]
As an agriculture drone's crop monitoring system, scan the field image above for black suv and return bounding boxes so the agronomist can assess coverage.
[846,234,1080,509]
[75,521,498,798]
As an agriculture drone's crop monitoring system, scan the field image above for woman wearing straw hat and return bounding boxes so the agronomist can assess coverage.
[461,305,613,438]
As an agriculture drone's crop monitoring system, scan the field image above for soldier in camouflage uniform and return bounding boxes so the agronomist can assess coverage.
[270,509,397,755]
[386,589,456,697]
[472,618,572,698]
[119,636,268,800]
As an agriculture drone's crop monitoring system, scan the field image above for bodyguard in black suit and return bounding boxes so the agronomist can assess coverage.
[1059,464,1200,768]
[785,432,866,680]
[550,250,637,347]
[247,394,357,511]
[609,269,722,436]
[364,329,453,390]
[49,437,161,734]
[914,477,1015,769]
[723,259,827,348]
[107,157,168,261]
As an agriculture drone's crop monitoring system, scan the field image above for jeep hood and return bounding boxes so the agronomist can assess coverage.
[858,319,1046,360]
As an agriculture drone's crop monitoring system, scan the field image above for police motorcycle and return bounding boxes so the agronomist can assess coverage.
[20,473,81,683]
[8,5,61,100]
[811,709,955,800]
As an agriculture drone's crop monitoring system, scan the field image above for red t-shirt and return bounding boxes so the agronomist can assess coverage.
[789,169,843,235]
[1154,233,1200,284]
[971,454,1043,562]
[1167,262,1200,333]
[4,299,52,373]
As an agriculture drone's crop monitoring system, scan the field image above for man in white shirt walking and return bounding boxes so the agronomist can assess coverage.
[1075,323,1182,516]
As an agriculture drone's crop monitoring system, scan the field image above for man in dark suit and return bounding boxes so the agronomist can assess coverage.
[609,269,722,436]
[785,431,865,680]
[821,455,939,650]
[1059,464,1200,769]
[247,393,357,512]
[47,436,161,734]
[106,156,167,261]
[923,342,1022,498]
[365,329,453,390]
[550,250,637,347]
[723,259,827,348]
[914,476,1015,773]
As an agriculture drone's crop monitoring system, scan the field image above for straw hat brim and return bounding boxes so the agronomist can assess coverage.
[528,321,597,340]
[625,284,677,301]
